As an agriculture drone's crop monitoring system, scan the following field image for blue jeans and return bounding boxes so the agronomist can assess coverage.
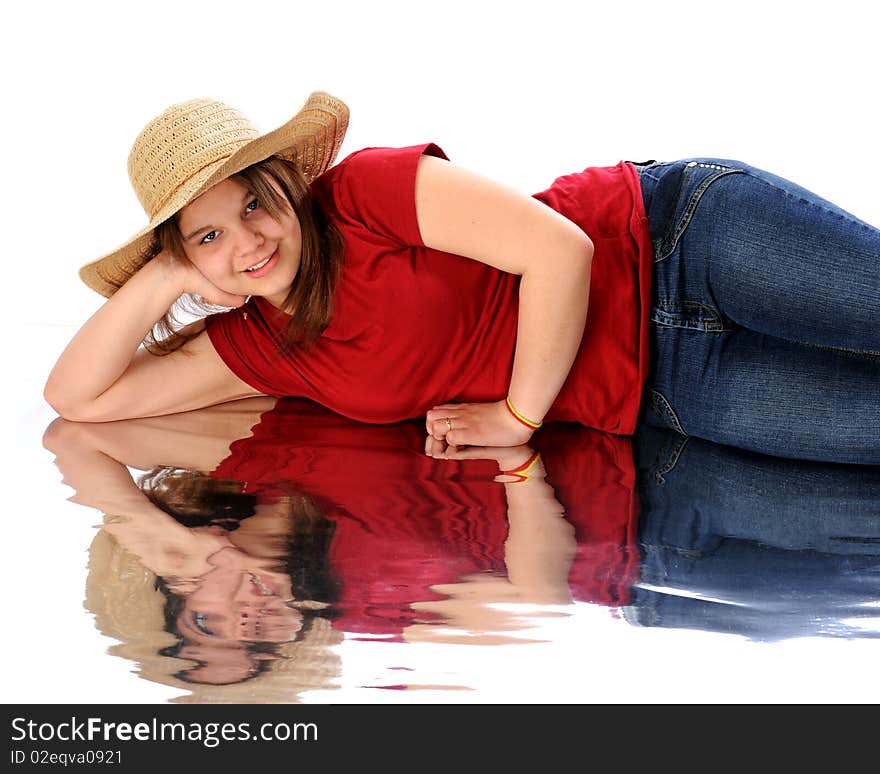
[634,158,880,464]
[626,423,880,640]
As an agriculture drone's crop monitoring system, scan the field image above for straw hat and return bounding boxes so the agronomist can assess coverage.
[79,91,349,298]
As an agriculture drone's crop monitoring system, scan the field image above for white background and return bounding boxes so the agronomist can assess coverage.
[3,0,879,703]
[5,0,879,327]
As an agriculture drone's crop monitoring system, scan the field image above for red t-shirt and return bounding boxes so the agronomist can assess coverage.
[206,144,652,434]
[211,399,640,638]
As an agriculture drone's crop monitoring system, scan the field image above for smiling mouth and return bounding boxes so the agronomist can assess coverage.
[244,254,272,272]
[249,572,275,596]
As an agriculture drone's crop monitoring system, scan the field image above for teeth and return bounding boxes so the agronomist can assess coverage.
[250,573,274,595]
[245,255,271,272]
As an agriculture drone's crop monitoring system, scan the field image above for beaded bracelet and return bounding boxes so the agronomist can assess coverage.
[505,396,543,430]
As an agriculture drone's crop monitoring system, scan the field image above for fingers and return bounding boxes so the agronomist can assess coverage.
[426,418,455,443]
[429,419,467,446]
[194,288,249,308]
[425,405,468,442]
[438,445,493,460]
[425,434,447,457]
[171,257,248,308]
[424,431,469,457]
[425,415,470,453]
[424,433,464,456]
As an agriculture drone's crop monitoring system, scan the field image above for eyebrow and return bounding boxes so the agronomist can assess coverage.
[181,188,255,242]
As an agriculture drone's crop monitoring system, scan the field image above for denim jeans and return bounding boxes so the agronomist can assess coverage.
[625,422,880,640]
[633,158,880,464]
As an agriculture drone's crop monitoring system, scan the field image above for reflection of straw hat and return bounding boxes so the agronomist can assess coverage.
[79,91,349,298]
[86,527,343,704]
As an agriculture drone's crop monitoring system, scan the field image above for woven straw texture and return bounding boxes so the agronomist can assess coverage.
[79,91,349,297]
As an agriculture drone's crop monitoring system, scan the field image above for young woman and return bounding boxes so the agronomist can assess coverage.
[45,91,880,464]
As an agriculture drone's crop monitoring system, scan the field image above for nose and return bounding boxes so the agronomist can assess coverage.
[233,222,264,259]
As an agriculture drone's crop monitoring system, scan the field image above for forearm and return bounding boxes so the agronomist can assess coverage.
[503,458,576,604]
[425,242,591,449]
[507,245,592,425]
[45,260,182,415]
[44,419,226,581]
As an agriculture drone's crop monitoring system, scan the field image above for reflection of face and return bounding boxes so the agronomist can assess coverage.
[173,558,304,685]
[177,177,303,308]
[182,563,303,644]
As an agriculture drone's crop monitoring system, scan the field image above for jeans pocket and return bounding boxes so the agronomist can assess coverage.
[651,300,729,332]
[653,162,745,262]
[648,388,687,435]
[648,428,691,485]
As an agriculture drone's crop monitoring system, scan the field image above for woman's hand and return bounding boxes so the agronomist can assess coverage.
[424,438,541,480]
[45,249,262,422]
[425,400,534,451]
[151,251,248,309]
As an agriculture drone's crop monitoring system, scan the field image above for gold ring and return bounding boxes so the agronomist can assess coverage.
[445,417,453,431]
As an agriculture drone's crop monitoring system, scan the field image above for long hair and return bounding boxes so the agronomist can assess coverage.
[84,526,343,699]
[143,155,344,354]
[138,466,339,604]
[137,466,340,686]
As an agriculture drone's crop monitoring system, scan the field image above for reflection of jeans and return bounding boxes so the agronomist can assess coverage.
[633,423,880,555]
[629,423,880,641]
[634,159,880,464]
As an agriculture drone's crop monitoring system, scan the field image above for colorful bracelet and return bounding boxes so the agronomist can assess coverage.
[505,396,543,430]
[500,451,542,483]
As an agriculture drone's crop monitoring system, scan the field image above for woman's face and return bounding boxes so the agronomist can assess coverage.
[177,176,303,308]
[182,562,303,644]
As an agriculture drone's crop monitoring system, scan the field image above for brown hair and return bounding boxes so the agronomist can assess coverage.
[84,527,344,699]
[137,466,339,603]
[143,155,344,354]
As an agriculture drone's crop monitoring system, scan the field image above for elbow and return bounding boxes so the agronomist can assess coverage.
[42,415,84,454]
[43,380,100,423]
[569,229,594,279]
[555,216,593,271]
[576,229,594,263]
[584,232,594,259]
[43,378,69,418]
[581,237,594,277]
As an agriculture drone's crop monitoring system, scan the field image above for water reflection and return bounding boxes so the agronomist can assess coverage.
[42,401,880,702]
[630,423,880,640]
[43,398,638,702]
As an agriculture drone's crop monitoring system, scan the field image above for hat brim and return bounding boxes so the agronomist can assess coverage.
[79,91,349,298]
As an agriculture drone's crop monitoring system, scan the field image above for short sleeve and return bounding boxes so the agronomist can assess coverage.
[318,143,449,247]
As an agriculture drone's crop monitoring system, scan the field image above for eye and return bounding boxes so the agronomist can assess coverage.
[245,198,259,213]
[200,230,218,245]
[193,612,213,635]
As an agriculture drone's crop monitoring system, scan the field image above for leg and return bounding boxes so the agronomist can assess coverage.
[633,421,880,553]
[639,159,880,462]
[648,324,880,464]
[698,164,880,354]
[629,421,880,638]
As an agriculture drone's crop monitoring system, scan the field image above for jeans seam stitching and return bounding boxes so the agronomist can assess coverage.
[655,167,745,261]
[786,338,880,360]
[740,171,878,232]
[649,388,686,435]
[651,433,691,484]
[654,166,692,259]
[652,300,730,332]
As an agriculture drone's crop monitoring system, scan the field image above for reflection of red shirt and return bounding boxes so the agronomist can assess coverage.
[206,144,651,434]
[212,400,640,638]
